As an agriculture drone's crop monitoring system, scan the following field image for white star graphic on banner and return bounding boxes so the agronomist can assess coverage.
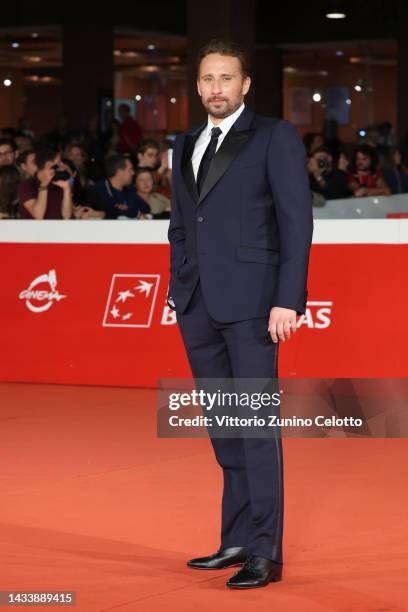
[116,290,135,303]
[135,280,153,297]
[110,306,120,318]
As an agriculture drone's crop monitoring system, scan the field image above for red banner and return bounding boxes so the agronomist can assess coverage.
[1,223,407,386]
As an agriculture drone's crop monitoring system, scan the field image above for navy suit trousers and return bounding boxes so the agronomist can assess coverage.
[177,281,284,563]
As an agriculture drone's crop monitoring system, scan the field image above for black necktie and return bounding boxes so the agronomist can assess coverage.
[196,126,222,195]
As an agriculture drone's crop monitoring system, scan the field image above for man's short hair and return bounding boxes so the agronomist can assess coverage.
[137,139,160,156]
[0,137,17,152]
[17,149,35,167]
[35,148,59,170]
[105,154,130,178]
[197,39,251,78]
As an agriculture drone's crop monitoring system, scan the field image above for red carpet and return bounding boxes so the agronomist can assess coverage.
[1,383,407,611]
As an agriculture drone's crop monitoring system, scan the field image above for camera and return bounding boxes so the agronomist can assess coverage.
[52,166,71,182]
[317,158,330,170]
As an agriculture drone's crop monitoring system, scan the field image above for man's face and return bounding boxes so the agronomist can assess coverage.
[0,144,16,166]
[356,152,371,172]
[138,147,159,168]
[22,152,37,178]
[118,159,134,186]
[197,53,251,120]
[68,146,85,168]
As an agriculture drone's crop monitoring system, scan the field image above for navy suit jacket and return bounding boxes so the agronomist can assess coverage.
[167,107,313,322]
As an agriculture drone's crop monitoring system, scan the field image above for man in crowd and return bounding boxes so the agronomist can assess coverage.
[88,154,151,219]
[347,144,390,197]
[64,143,86,170]
[136,139,160,168]
[0,138,17,167]
[117,104,142,154]
[308,146,349,200]
[17,150,37,179]
[17,148,73,219]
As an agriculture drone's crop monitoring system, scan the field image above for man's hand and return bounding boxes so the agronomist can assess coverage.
[268,307,297,343]
[37,163,55,188]
[53,179,71,192]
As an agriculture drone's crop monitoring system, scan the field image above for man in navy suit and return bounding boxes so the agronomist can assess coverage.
[167,39,313,589]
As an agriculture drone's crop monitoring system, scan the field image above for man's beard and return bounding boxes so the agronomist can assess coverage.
[202,97,240,119]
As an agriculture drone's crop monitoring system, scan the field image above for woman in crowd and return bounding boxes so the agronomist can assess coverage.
[0,164,21,219]
[134,167,171,218]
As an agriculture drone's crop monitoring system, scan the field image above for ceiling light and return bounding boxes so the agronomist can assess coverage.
[147,44,156,50]
[24,56,42,63]
[3,77,12,87]
[135,94,142,101]
[312,92,322,102]
[31,32,39,38]
[170,97,177,103]
[11,42,20,48]
[354,84,362,92]
[326,12,346,18]
[336,50,344,56]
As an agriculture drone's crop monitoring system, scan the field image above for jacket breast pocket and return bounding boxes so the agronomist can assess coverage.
[236,246,280,265]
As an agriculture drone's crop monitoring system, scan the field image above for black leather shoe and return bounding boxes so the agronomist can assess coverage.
[187,546,247,570]
[226,555,283,588]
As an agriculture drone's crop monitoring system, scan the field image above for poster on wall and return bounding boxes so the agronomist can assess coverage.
[326,86,350,125]
[288,87,312,125]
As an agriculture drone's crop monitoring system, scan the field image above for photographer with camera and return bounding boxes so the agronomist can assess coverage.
[308,146,349,201]
[17,148,73,219]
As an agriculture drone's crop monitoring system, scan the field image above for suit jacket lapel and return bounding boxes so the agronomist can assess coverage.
[181,126,204,203]
[197,127,254,205]
[180,108,256,206]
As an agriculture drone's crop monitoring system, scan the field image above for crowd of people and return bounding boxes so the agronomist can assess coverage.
[304,122,408,205]
[0,104,172,220]
[1,111,407,220]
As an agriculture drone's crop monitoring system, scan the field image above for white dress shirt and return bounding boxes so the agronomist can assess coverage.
[191,103,245,179]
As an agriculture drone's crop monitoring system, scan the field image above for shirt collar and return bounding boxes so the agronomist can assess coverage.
[206,103,245,137]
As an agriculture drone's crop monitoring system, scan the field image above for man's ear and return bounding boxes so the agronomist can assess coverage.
[243,76,251,96]
[197,80,202,97]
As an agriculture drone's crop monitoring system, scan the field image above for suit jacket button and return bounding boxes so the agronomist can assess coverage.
[197,216,204,222]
